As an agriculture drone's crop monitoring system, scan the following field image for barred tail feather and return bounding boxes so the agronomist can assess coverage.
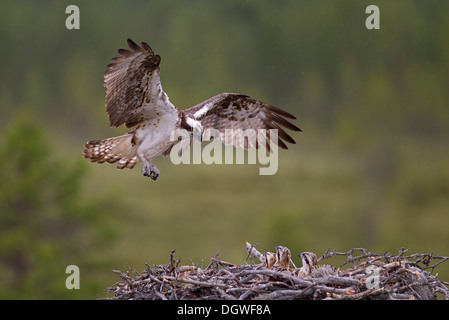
[83,133,139,169]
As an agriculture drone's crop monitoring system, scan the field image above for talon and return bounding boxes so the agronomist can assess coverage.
[142,165,151,177]
[141,162,159,180]
[149,171,159,181]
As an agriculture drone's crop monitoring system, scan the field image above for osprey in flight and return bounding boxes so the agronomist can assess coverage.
[83,39,301,180]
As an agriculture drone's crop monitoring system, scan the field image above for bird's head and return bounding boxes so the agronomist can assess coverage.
[181,113,203,141]
[298,252,318,269]
[274,246,291,267]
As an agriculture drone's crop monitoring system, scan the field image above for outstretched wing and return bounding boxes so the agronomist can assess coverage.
[185,93,301,150]
[104,39,177,128]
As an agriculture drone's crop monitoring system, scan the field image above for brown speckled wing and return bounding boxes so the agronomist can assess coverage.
[185,93,301,150]
[104,39,177,128]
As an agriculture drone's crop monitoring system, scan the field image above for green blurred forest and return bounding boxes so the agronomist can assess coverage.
[1,0,448,299]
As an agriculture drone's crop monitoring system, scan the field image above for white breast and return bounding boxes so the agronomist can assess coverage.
[136,112,178,159]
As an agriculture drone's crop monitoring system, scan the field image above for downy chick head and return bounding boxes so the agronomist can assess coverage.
[274,246,292,269]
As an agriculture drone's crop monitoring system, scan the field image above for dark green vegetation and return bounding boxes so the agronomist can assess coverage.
[0,1,448,299]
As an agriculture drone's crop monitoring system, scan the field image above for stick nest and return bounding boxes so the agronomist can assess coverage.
[103,242,449,300]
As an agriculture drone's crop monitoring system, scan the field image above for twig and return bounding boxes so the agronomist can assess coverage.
[245,241,264,263]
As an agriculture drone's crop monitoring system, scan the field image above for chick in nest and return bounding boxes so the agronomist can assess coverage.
[295,252,318,277]
[273,246,295,271]
[263,251,277,269]
[295,252,337,277]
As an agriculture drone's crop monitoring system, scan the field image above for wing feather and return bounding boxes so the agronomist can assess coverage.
[104,39,177,128]
[185,93,301,150]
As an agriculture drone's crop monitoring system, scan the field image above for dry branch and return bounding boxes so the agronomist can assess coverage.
[103,243,449,300]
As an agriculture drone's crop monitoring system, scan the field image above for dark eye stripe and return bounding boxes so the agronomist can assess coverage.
[304,255,310,265]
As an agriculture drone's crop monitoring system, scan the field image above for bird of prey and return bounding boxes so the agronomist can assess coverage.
[296,252,318,277]
[83,39,301,180]
[296,252,337,278]
[263,251,277,269]
[273,245,295,271]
